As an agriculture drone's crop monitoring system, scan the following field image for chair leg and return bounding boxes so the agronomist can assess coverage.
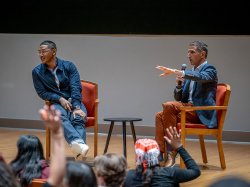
[199,135,208,164]
[164,141,168,161]
[122,121,127,158]
[45,127,51,160]
[103,122,114,154]
[94,123,98,157]
[217,135,226,169]
[130,121,137,144]
[180,132,186,169]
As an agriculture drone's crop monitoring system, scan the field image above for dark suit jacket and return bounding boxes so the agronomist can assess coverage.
[174,63,218,128]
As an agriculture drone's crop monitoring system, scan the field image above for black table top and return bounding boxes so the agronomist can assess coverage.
[104,117,142,122]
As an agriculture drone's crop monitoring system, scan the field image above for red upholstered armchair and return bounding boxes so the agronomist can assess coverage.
[177,83,231,169]
[45,80,99,159]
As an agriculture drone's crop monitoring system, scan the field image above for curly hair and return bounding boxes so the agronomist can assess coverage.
[94,153,127,187]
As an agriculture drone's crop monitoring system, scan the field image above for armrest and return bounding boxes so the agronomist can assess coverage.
[179,105,227,131]
[95,99,100,104]
[180,106,227,111]
[30,178,47,187]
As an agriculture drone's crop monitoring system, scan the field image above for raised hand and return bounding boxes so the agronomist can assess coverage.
[39,105,65,186]
[39,105,61,133]
[164,126,182,150]
[155,65,176,76]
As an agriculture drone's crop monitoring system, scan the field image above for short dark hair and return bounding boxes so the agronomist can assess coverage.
[209,176,250,187]
[40,40,57,49]
[65,161,97,187]
[189,41,208,58]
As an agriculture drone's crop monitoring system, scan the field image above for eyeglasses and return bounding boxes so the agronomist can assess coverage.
[37,49,51,55]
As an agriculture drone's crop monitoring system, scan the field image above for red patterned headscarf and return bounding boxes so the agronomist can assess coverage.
[135,138,160,170]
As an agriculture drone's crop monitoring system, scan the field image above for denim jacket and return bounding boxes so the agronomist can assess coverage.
[32,58,82,108]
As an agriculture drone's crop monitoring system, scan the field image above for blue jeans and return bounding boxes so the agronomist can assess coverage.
[54,103,87,145]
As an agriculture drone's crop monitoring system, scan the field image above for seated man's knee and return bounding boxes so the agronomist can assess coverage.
[162,101,176,110]
[155,111,163,120]
[71,115,86,124]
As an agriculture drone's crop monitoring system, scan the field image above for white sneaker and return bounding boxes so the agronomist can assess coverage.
[70,141,89,160]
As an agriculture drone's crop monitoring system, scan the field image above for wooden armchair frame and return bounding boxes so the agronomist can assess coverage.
[178,83,231,169]
[45,80,99,159]
[29,179,47,187]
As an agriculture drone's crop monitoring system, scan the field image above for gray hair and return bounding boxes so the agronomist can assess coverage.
[189,41,208,58]
[40,40,57,49]
[94,153,127,187]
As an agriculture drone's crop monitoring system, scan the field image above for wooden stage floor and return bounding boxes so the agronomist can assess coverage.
[0,127,249,187]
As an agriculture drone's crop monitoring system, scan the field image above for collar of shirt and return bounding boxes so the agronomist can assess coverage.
[56,58,64,71]
[192,60,207,71]
[188,61,207,103]
[42,58,63,73]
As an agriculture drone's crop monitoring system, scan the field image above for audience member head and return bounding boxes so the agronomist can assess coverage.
[14,135,45,161]
[135,138,160,170]
[209,176,250,187]
[10,134,46,186]
[0,162,19,187]
[94,153,127,187]
[64,161,97,187]
[134,138,160,187]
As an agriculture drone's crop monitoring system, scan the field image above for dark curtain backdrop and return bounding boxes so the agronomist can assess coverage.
[1,0,249,34]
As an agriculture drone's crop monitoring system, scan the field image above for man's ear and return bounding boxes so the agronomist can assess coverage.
[52,48,57,55]
[201,51,206,58]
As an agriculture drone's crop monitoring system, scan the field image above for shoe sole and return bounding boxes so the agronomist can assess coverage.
[81,146,89,157]
[71,142,82,155]
[75,154,88,161]
[75,149,89,161]
[72,144,89,161]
